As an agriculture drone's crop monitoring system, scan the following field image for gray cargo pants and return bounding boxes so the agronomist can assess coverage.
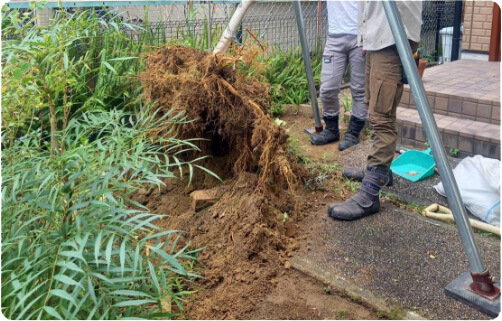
[319,33,367,120]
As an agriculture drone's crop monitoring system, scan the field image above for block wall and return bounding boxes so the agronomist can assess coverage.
[462,1,494,52]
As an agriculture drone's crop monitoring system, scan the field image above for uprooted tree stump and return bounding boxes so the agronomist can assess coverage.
[140,46,303,194]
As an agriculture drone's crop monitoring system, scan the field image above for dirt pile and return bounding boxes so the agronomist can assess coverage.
[140,46,299,192]
[139,46,308,319]
[146,172,301,319]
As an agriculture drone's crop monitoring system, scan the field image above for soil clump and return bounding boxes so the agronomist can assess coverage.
[139,46,308,319]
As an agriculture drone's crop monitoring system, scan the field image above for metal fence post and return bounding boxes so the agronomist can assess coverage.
[434,1,444,63]
[451,0,463,61]
[382,1,500,316]
[294,0,322,134]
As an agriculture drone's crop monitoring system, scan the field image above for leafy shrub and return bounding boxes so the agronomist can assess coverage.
[2,4,220,320]
[264,49,322,115]
[1,4,150,149]
[1,105,214,319]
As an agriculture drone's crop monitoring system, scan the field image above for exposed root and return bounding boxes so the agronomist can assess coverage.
[140,46,303,195]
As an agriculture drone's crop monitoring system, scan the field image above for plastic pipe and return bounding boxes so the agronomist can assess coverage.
[382,1,485,273]
[294,0,323,132]
[422,204,501,237]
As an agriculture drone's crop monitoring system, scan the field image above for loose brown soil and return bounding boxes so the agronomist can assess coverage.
[138,46,377,319]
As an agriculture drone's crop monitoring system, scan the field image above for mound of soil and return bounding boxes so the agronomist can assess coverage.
[146,172,300,319]
[140,46,300,192]
[139,47,308,319]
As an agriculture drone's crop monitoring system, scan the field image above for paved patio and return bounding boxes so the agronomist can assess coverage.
[397,59,501,159]
[421,60,500,103]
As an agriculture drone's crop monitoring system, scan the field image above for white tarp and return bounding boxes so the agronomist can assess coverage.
[434,155,500,227]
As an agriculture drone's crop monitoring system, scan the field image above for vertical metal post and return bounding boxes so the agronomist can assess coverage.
[294,0,323,133]
[383,5,500,314]
[382,1,484,272]
[434,1,444,63]
[316,0,322,52]
[208,0,212,52]
[451,0,463,61]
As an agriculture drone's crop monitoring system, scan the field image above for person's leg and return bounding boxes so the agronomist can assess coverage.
[341,167,393,186]
[311,34,348,145]
[366,46,403,168]
[338,37,367,151]
[328,46,403,221]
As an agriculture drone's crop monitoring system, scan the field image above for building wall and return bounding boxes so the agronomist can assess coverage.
[462,1,494,52]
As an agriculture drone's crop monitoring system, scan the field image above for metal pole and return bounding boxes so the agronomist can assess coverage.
[208,0,212,52]
[451,0,463,61]
[316,0,322,52]
[434,1,444,63]
[294,0,323,133]
[382,1,484,273]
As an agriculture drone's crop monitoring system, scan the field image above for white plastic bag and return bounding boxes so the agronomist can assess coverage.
[434,155,500,226]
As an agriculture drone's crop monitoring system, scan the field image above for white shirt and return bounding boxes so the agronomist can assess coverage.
[358,1,423,51]
[327,1,359,35]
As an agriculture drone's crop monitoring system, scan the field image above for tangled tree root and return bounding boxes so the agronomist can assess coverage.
[140,46,302,193]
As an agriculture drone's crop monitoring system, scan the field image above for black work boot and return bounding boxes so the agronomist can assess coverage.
[338,115,366,151]
[342,167,393,186]
[310,115,340,146]
[328,166,390,221]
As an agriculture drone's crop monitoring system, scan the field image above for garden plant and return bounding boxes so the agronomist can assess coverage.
[1,4,217,319]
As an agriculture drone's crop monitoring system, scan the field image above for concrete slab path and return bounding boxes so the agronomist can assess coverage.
[292,141,500,320]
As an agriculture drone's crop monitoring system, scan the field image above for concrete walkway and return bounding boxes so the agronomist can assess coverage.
[292,141,500,320]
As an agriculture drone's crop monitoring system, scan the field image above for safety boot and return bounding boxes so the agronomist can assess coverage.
[338,115,366,151]
[342,167,393,186]
[328,165,390,221]
[310,115,340,146]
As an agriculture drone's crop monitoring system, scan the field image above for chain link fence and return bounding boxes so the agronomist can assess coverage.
[95,1,327,53]
[420,1,460,65]
[8,0,460,62]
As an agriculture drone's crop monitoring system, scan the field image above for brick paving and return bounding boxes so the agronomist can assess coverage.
[397,59,500,159]
[400,60,500,124]
[396,106,500,159]
[421,60,500,102]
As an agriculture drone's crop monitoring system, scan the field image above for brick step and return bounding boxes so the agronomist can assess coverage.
[396,106,500,159]
[399,60,500,125]
[400,88,500,125]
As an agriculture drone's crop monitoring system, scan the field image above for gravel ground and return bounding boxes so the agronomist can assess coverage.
[297,204,500,320]
[293,139,500,320]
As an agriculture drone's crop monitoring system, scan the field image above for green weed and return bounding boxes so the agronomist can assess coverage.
[376,307,405,320]
[381,192,426,214]
[344,178,360,192]
[336,311,348,318]
[341,92,354,114]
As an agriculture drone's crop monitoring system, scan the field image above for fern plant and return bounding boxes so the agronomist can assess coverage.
[1,105,214,319]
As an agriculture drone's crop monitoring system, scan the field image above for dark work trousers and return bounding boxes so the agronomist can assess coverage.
[365,43,418,169]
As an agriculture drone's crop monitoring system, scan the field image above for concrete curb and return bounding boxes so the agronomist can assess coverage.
[290,256,428,320]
